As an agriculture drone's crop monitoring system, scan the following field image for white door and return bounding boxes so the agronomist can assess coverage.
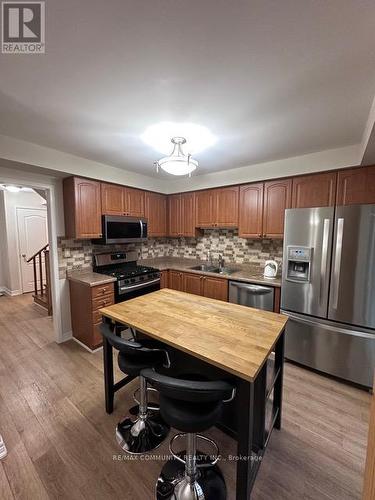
[17,208,48,293]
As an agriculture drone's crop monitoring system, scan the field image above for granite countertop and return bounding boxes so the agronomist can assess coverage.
[67,270,117,287]
[139,257,282,287]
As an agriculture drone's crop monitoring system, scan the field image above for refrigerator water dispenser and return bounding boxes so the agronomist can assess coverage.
[286,246,312,282]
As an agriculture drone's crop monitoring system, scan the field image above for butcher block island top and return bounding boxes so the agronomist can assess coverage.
[100,288,288,381]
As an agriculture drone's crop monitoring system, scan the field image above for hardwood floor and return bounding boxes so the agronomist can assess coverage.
[0,294,371,499]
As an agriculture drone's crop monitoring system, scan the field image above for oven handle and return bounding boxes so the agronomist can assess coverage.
[119,278,160,293]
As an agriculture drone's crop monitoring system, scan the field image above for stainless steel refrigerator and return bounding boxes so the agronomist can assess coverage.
[281,204,375,388]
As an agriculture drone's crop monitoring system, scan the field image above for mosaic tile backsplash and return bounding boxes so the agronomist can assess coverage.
[58,230,284,279]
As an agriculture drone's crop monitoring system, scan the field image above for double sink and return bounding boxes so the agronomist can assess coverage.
[189,264,238,276]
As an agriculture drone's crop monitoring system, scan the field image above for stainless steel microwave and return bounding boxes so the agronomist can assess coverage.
[94,215,148,244]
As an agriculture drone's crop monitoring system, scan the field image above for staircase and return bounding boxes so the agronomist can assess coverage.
[27,244,52,315]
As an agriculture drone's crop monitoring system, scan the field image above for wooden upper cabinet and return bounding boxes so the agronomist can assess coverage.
[195,190,215,228]
[239,183,264,238]
[63,177,102,239]
[145,192,167,237]
[101,183,124,215]
[263,179,292,238]
[168,193,196,237]
[181,193,196,237]
[216,186,239,227]
[292,172,337,208]
[101,183,145,217]
[336,166,375,205]
[196,187,238,228]
[168,194,182,237]
[125,187,145,217]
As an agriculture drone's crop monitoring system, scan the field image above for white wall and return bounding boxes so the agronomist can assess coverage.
[0,191,9,291]
[0,190,46,294]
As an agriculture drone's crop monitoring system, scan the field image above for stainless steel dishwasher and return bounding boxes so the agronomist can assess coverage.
[229,281,274,311]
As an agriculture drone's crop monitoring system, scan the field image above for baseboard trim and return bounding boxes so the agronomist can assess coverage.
[0,287,22,297]
[58,330,73,343]
[72,337,103,354]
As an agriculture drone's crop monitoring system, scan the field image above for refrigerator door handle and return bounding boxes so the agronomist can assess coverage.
[281,311,374,339]
[332,217,344,309]
[320,218,330,305]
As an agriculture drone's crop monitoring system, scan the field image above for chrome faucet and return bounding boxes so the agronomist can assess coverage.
[207,250,213,265]
[218,254,224,271]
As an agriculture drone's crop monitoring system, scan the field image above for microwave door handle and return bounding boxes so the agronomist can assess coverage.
[320,218,330,305]
[332,218,344,309]
[140,220,143,239]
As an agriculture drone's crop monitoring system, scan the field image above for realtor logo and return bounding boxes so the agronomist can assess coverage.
[1,1,45,53]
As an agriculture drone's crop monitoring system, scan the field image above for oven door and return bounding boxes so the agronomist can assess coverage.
[103,216,147,244]
[116,278,160,302]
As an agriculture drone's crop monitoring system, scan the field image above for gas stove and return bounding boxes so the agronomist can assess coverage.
[93,251,160,302]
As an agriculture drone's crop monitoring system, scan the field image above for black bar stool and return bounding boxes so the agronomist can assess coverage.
[100,324,171,454]
[142,368,235,500]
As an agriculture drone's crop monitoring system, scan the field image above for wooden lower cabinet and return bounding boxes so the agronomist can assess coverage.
[168,270,184,291]
[160,270,169,288]
[202,276,228,301]
[183,273,203,295]
[69,281,114,350]
[168,270,228,302]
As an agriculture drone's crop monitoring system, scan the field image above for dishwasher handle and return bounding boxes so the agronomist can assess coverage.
[229,282,273,295]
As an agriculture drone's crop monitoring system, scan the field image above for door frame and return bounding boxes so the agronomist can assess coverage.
[16,206,48,293]
[0,173,64,344]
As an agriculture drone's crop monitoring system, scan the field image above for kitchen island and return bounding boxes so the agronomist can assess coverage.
[100,289,287,499]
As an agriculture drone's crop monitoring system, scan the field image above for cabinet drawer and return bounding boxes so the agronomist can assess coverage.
[92,295,114,311]
[91,283,114,299]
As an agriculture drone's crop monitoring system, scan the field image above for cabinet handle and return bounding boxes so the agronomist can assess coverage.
[258,233,262,237]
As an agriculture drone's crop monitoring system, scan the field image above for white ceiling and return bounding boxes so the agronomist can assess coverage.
[0,0,374,178]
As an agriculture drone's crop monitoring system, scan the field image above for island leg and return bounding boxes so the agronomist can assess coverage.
[236,379,255,500]
[103,334,115,414]
[274,329,285,430]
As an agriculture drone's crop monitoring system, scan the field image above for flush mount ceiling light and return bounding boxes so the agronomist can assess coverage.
[154,137,198,176]
[141,122,216,155]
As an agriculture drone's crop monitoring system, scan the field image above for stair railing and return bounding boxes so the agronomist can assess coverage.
[26,244,52,315]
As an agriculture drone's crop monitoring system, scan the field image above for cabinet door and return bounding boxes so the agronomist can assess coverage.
[181,193,196,236]
[64,177,102,239]
[196,190,215,227]
[183,273,203,296]
[145,192,167,237]
[238,183,264,238]
[203,276,228,302]
[336,166,375,205]
[216,186,239,227]
[263,179,292,238]
[160,270,169,288]
[292,172,337,208]
[124,187,145,217]
[101,183,124,215]
[168,194,182,237]
[169,271,184,291]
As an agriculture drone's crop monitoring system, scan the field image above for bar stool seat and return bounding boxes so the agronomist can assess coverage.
[160,396,223,433]
[142,368,235,500]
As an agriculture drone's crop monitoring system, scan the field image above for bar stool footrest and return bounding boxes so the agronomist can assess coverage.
[156,454,226,500]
